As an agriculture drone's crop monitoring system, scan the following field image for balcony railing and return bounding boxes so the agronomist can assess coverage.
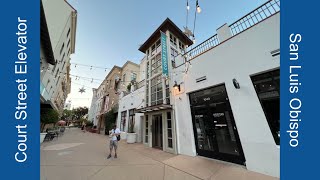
[137,79,145,89]
[175,34,220,67]
[229,0,280,36]
[173,0,280,68]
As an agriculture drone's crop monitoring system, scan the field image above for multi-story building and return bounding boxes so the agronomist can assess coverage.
[117,57,147,142]
[91,61,140,133]
[40,0,56,109]
[133,0,280,178]
[95,66,122,133]
[40,0,77,115]
[88,88,98,122]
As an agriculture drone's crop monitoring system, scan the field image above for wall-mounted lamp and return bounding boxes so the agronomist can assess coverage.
[233,78,240,89]
[173,81,181,91]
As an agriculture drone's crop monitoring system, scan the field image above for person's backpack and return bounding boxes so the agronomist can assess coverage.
[117,134,121,141]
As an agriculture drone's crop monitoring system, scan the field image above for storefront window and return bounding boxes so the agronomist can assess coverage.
[167,112,173,148]
[128,109,135,132]
[251,69,280,145]
[120,111,127,131]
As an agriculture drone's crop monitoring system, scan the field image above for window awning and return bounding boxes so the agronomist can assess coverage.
[135,104,172,113]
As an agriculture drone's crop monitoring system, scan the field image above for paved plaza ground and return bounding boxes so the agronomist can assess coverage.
[41,128,279,180]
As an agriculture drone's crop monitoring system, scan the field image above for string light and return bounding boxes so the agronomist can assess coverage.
[187,0,190,10]
[196,0,201,13]
[71,62,149,73]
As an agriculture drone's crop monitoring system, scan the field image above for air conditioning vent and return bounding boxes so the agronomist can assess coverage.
[196,76,207,83]
[270,49,280,57]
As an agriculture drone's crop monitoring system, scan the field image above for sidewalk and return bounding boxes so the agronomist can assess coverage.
[41,128,279,180]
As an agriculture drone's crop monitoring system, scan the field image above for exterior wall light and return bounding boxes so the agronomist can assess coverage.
[173,81,181,91]
[233,78,240,89]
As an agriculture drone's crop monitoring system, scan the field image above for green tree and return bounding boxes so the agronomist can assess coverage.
[104,107,117,134]
[72,107,88,120]
[61,109,73,120]
[127,83,132,92]
[40,108,59,132]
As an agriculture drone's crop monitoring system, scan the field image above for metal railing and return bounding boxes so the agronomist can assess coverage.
[172,0,280,68]
[178,34,220,65]
[137,79,145,89]
[229,0,280,36]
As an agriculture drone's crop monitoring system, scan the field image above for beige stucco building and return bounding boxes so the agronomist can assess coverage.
[93,61,140,133]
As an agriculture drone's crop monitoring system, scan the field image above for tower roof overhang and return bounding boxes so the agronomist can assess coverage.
[139,18,193,53]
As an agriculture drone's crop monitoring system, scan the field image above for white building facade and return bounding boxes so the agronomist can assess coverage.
[135,0,280,178]
[94,82,106,126]
[40,0,77,114]
[88,88,98,123]
[117,58,147,142]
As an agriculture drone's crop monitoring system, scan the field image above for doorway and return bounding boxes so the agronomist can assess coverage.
[152,114,163,149]
[189,85,245,165]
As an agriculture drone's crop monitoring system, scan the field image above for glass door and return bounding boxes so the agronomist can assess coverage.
[192,106,217,154]
[190,85,245,165]
[152,115,163,149]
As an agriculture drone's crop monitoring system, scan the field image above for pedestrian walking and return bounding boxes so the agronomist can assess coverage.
[107,124,120,159]
[81,122,86,133]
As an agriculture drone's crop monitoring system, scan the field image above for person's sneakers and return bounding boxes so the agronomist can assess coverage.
[107,154,112,159]
[114,154,117,158]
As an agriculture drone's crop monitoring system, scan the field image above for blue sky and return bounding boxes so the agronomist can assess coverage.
[66,0,266,108]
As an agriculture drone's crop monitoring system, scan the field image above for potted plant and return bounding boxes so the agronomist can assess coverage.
[126,118,136,143]
[127,83,132,92]
[40,108,59,143]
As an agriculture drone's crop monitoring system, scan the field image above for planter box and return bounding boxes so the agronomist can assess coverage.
[126,133,137,143]
[40,133,47,144]
[120,132,127,140]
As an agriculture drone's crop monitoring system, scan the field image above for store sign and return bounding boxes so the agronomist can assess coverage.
[161,31,169,77]
[213,113,224,118]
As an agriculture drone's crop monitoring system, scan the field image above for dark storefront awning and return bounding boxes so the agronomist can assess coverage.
[135,104,172,113]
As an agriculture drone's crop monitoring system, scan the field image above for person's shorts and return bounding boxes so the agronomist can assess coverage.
[109,140,118,149]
